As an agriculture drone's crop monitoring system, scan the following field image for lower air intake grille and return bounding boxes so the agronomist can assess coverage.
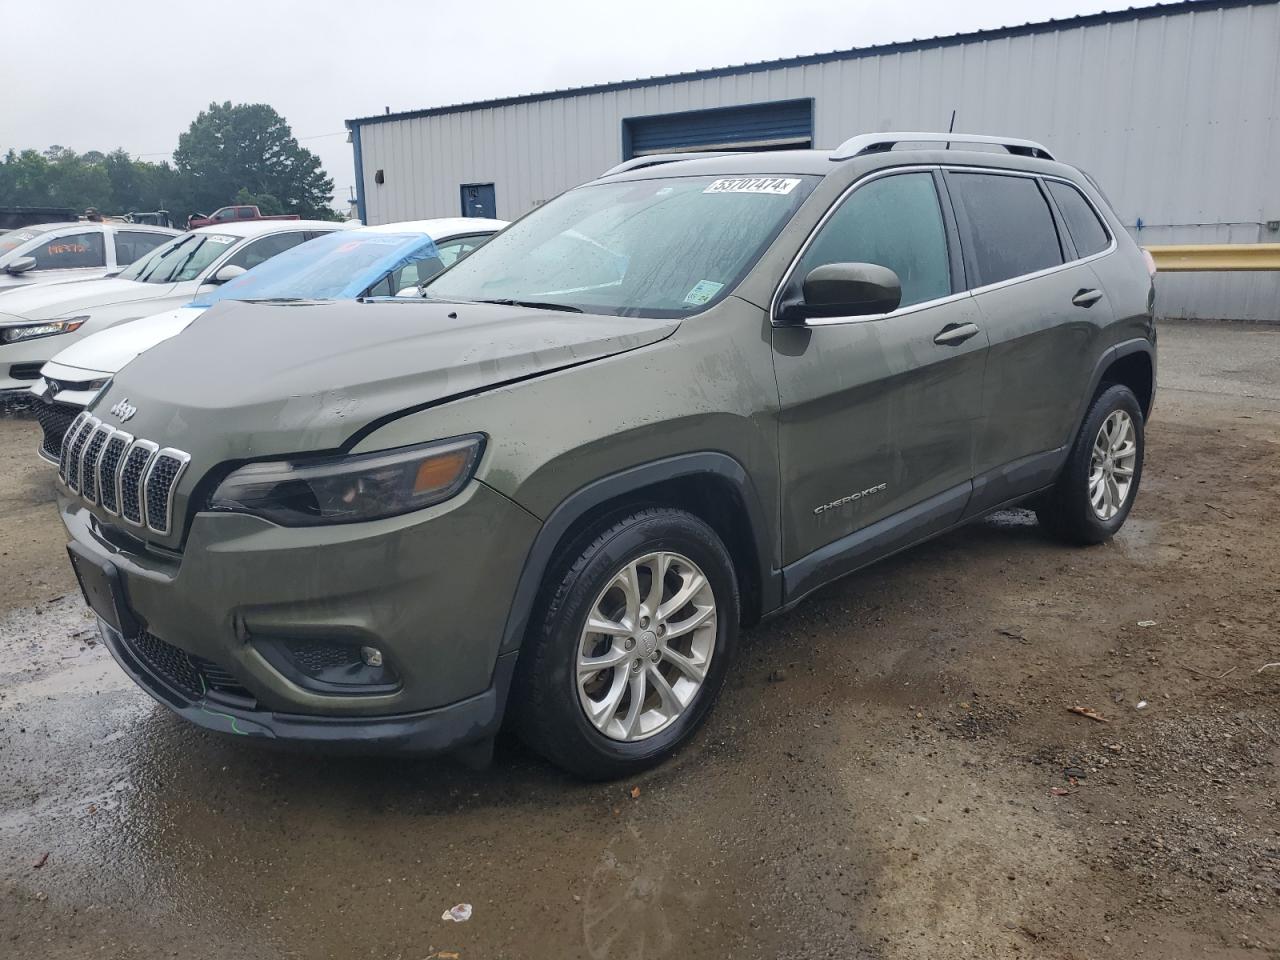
[129,629,203,699]
[126,630,253,703]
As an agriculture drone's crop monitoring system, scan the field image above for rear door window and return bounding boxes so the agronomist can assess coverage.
[948,172,1063,287]
[1046,180,1111,258]
[29,231,106,270]
[796,171,951,309]
[224,231,309,271]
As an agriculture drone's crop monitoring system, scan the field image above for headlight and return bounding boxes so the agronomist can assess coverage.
[208,435,484,526]
[0,316,89,344]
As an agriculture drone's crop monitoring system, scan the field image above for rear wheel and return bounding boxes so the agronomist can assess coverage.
[512,508,739,780]
[1037,383,1144,544]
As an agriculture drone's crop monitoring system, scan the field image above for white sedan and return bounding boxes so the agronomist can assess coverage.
[0,218,349,397]
[29,218,505,461]
[0,221,179,291]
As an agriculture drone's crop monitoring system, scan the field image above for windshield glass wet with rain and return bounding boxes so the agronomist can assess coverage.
[119,232,239,284]
[0,226,57,262]
[424,174,816,318]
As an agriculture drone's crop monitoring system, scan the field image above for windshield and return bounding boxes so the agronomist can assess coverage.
[192,231,441,306]
[0,226,58,262]
[424,174,816,317]
[120,232,239,284]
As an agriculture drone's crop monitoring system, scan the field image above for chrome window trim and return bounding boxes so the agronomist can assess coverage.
[81,422,115,505]
[67,416,100,495]
[770,163,1118,329]
[119,439,158,528]
[940,167,1118,296]
[769,165,953,328]
[99,431,134,517]
[1039,174,1116,261]
[142,447,191,536]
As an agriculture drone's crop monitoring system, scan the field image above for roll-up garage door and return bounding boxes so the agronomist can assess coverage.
[623,99,814,158]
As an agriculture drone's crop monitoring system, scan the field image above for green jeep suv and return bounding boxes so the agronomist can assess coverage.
[58,133,1155,779]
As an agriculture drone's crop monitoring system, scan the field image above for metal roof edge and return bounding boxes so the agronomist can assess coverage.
[345,0,1271,129]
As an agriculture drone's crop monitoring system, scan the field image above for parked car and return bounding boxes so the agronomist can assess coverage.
[0,219,347,397]
[55,133,1155,779]
[29,218,505,460]
[186,205,301,229]
[121,211,175,229]
[0,222,179,292]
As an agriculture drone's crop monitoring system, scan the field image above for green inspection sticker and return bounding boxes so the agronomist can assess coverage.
[684,280,725,306]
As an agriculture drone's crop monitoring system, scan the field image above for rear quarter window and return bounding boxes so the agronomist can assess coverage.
[1046,180,1111,258]
[948,172,1063,287]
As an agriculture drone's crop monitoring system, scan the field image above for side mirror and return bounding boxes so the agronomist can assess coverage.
[210,264,246,285]
[394,286,422,298]
[777,262,902,324]
[5,256,37,276]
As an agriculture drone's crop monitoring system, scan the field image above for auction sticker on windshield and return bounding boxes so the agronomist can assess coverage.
[206,235,236,244]
[703,177,801,195]
[684,280,725,305]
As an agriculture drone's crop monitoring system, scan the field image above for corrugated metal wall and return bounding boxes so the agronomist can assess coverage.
[355,1,1280,320]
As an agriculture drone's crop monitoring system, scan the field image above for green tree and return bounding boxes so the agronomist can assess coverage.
[232,187,285,216]
[174,102,336,219]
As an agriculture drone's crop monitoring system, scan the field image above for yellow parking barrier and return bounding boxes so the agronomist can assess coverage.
[1144,243,1280,272]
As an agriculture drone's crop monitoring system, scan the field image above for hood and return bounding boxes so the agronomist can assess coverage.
[47,306,206,376]
[0,272,44,291]
[96,298,680,459]
[0,277,169,322]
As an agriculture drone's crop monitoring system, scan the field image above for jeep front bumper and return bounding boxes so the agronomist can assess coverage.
[61,479,540,754]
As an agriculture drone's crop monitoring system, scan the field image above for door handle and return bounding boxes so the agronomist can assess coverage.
[933,322,981,346]
[1072,288,1103,308]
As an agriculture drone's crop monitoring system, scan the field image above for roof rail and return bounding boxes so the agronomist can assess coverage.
[600,151,738,178]
[831,132,1055,162]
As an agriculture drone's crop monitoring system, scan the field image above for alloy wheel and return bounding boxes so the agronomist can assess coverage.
[1089,409,1138,520]
[576,551,718,742]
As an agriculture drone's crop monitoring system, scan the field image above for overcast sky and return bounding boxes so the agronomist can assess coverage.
[3,0,1156,209]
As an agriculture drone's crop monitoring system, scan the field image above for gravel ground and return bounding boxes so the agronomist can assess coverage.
[0,319,1277,960]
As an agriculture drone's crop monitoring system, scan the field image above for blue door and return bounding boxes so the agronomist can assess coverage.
[460,183,496,218]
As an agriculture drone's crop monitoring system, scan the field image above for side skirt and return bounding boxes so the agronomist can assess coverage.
[780,481,972,608]
[776,450,1068,614]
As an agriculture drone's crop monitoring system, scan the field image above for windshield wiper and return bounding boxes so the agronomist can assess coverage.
[473,298,583,313]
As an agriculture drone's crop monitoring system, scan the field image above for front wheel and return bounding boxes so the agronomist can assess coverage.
[1037,383,1145,544]
[511,507,739,780]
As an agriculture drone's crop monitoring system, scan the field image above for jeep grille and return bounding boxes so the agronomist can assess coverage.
[59,412,191,537]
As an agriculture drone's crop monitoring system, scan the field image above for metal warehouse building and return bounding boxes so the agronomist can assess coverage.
[346,0,1280,320]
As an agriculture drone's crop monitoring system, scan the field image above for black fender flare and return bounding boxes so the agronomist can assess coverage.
[497,452,780,657]
[1081,337,1155,421]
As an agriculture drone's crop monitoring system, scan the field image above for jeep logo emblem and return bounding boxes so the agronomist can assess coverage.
[109,397,137,422]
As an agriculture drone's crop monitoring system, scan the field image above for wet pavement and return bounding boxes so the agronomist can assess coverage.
[2,320,1278,959]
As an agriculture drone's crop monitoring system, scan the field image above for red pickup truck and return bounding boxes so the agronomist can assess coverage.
[186,205,300,229]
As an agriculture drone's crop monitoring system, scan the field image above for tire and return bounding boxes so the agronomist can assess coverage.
[1037,383,1145,544]
[511,507,739,780]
